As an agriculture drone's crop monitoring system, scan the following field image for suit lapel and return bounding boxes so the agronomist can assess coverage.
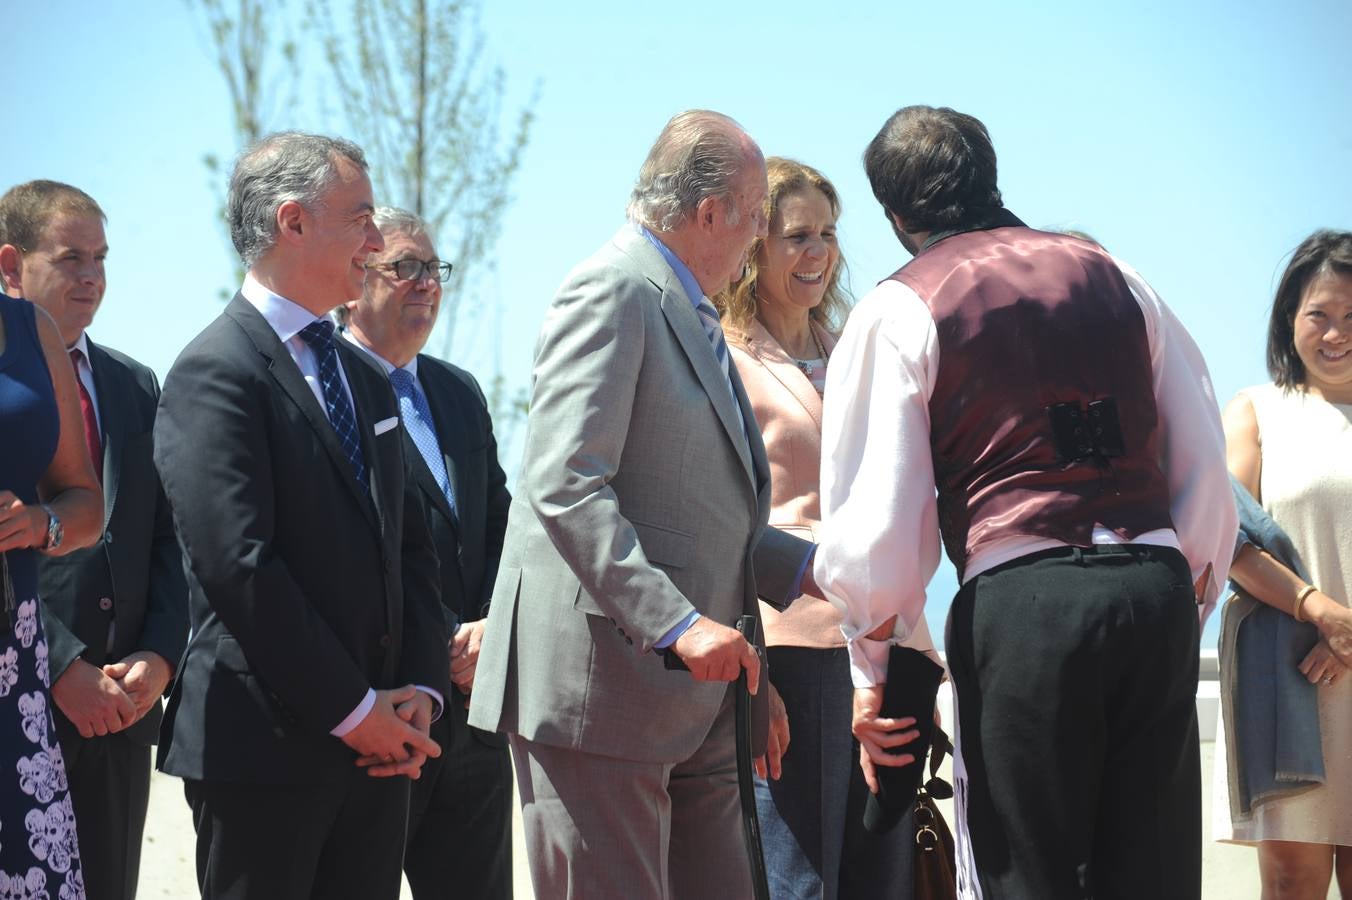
[416,360,463,527]
[338,345,392,530]
[614,227,757,485]
[338,345,403,674]
[408,437,457,526]
[658,288,755,484]
[86,341,124,527]
[225,296,377,528]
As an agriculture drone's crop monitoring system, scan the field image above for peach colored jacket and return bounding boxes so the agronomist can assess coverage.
[728,318,937,653]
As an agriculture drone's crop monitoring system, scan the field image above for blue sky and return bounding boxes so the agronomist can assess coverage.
[6,0,1351,647]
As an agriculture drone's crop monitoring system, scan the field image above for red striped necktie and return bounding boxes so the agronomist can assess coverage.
[69,347,103,483]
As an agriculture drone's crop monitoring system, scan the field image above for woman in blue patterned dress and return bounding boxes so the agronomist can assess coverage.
[0,290,103,899]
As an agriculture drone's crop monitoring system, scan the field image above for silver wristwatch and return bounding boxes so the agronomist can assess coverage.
[40,504,63,551]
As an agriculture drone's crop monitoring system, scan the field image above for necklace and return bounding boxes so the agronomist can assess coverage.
[794,326,830,377]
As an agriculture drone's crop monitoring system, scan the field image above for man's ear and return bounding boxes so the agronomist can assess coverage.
[694,195,721,232]
[275,200,307,246]
[0,244,23,296]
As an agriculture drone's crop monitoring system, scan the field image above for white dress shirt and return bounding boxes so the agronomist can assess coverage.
[814,257,1236,687]
[71,331,117,652]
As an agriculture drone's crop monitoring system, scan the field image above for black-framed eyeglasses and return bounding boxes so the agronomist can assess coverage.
[367,258,454,283]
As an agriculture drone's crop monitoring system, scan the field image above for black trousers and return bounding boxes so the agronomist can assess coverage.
[55,714,152,900]
[404,694,514,899]
[184,768,410,900]
[945,544,1201,900]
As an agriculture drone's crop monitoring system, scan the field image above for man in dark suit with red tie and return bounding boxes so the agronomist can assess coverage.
[152,133,449,900]
[338,206,514,898]
[0,180,189,900]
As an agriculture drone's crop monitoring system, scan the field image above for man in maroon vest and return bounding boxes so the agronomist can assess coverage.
[813,106,1236,899]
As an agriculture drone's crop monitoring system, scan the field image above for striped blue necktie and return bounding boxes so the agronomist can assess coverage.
[297,319,369,496]
[389,368,456,514]
[693,297,731,382]
[693,296,747,438]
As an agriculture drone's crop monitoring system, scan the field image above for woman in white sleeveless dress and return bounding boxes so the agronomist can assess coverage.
[1214,230,1352,898]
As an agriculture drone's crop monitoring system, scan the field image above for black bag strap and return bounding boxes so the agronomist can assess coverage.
[921,726,954,801]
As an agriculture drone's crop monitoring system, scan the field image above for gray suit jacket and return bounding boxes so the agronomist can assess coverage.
[469,226,809,764]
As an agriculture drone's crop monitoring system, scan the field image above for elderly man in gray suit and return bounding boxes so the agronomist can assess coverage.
[469,109,815,898]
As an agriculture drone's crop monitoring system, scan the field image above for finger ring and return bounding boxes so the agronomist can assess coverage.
[384,754,395,762]
[1325,675,1335,686]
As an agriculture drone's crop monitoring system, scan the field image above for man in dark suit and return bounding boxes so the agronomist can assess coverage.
[153,133,449,900]
[0,180,189,900]
[338,206,514,899]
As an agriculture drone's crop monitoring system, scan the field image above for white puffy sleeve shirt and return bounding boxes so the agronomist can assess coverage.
[815,259,1236,687]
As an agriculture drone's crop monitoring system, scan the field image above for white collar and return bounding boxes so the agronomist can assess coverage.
[341,329,420,380]
[69,330,93,366]
[240,273,327,343]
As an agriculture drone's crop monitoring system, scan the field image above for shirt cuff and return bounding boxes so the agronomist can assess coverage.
[415,686,445,723]
[330,688,376,737]
[655,611,701,650]
[847,638,893,688]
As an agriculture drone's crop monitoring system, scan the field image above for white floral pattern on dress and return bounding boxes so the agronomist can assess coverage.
[31,644,46,691]
[56,868,80,900]
[13,603,36,651]
[16,747,66,805]
[0,866,49,900]
[23,796,76,875]
[0,648,17,699]
[16,694,46,749]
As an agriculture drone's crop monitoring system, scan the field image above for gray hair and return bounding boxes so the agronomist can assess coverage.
[372,206,435,246]
[627,110,753,233]
[332,207,438,330]
[228,131,368,267]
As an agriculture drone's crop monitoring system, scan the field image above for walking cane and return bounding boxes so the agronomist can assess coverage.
[733,614,772,900]
[664,615,772,900]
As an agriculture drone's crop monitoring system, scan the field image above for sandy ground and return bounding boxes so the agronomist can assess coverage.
[134,740,1325,899]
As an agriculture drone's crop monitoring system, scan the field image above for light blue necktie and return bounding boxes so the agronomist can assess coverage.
[297,319,369,496]
[693,297,731,382]
[389,368,456,514]
[692,296,749,436]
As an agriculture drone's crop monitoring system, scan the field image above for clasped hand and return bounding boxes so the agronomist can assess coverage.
[343,685,441,779]
[52,650,173,738]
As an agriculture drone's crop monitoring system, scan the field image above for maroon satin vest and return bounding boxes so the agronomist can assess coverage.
[889,224,1174,578]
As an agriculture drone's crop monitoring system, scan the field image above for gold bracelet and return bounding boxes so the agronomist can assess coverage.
[1294,584,1318,622]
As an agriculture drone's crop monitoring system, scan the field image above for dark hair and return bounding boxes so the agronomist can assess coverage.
[0,180,105,252]
[862,105,1002,233]
[1267,230,1352,389]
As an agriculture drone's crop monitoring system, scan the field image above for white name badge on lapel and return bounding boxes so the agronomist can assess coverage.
[373,416,399,436]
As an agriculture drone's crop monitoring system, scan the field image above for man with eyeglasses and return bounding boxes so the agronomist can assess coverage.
[339,207,514,899]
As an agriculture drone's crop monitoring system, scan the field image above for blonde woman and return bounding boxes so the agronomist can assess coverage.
[716,157,935,900]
